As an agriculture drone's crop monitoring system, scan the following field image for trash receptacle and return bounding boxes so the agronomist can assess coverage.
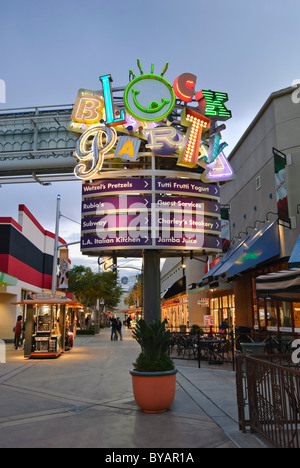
[240,342,266,355]
[235,326,252,351]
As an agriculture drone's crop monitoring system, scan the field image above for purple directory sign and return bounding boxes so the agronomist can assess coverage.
[156,213,221,235]
[81,232,221,252]
[82,214,151,232]
[82,179,152,197]
[81,177,222,253]
[82,196,152,215]
[155,233,222,250]
[155,196,220,216]
[155,178,220,199]
[81,234,152,250]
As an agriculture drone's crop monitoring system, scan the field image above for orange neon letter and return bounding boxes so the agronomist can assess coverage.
[177,107,211,168]
[173,73,197,103]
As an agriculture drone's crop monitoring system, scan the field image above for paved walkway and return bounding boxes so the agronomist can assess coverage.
[0,327,270,449]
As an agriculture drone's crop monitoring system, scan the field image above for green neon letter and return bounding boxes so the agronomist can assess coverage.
[202,90,232,119]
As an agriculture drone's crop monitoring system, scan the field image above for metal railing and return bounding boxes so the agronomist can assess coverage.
[236,354,300,448]
[169,330,235,369]
[169,328,300,371]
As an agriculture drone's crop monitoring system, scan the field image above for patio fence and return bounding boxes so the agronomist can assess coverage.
[169,330,235,369]
[236,354,300,448]
[169,328,300,370]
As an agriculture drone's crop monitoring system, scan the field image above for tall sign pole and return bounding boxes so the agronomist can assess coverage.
[143,250,161,323]
[52,194,61,295]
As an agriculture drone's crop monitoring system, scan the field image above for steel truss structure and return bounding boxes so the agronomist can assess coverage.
[0,86,195,185]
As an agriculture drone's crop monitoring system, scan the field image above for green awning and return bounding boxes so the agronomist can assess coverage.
[0,272,18,287]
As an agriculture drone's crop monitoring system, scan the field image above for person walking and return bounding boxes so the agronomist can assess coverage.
[111,317,117,341]
[14,315,22,350]
[116,317,122,341]
[220,318,229,336]
[20,320,26,347]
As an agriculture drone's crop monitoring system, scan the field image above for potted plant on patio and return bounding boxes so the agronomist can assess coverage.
[130,319,178,413]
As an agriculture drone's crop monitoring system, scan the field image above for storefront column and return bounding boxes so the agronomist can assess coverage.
[24,305,34,358]
[59,305,66,351]
[234,276,253,327]
[143,250,161,324]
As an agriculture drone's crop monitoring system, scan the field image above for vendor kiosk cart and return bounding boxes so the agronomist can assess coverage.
[12,298,83,359]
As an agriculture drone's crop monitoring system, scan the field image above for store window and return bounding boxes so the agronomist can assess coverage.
[209,294,235,331]
[266,299,278,330]
[210,297,219,331]
[253,296,295,332]
[36,306,51,332]
[258,299,266,328]
[294,303,300,332]
[279,301,292,331]
[253,304,259,329]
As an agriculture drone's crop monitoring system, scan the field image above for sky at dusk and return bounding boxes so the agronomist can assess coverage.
[1,0,300,278]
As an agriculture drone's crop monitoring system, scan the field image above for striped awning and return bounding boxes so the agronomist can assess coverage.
[256,268,300,301]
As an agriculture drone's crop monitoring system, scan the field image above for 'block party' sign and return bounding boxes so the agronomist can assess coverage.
[68,60,234,183]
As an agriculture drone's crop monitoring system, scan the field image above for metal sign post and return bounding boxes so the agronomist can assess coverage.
[52,194,61,296]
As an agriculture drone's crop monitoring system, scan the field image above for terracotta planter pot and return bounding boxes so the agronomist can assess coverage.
[130,368,178,413]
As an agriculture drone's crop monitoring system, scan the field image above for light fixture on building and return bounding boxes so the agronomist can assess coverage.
[253,219,265,230]
[266,211,278,223]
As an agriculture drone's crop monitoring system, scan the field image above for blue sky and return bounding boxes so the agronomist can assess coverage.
[1,0,300,276]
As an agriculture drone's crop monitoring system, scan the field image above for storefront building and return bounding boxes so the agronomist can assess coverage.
[197,85,300,335]
[161,258,187,330]
[161,291,189,331]
[0,204,66,340]
[161,257,225,331]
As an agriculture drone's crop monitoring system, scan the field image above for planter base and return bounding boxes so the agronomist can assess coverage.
[130,369,178,414]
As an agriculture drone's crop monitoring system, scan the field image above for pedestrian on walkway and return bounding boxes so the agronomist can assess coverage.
[116,317,122,341]
[126,316,131,328]
[220,318,229,337]
[14,315,22,350]
[20,321,26,347]
[111,317,117,341]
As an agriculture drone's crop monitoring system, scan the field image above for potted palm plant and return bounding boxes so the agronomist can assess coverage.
[130,319,178,413]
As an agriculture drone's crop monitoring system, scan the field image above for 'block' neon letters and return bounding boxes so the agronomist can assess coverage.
[173,73,197,103]
[99,74,126,127]
[71,90,105,124]
[201,90,232,119]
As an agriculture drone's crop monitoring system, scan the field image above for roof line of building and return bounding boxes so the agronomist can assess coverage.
[0,204,66,245]
[228,86,293,161]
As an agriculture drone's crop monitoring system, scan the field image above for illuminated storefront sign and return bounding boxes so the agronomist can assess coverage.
[68,60,233,183]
